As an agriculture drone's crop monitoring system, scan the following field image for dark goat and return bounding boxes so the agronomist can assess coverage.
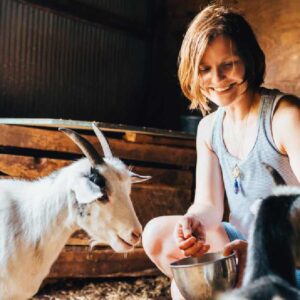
[220,165,300,300]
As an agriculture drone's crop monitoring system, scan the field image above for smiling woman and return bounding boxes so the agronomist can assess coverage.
[197,36,247,108]
[142,4,300,300]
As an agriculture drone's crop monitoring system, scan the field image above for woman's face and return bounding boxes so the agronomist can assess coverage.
[199,35,248,107]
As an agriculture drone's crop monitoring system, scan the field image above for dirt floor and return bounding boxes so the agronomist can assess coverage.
[31,276,172,300]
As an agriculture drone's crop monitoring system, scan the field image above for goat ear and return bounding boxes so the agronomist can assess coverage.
[73,177,103,204]
[250,198,263,216]
[263,162,286,186]
[129,171,151,184]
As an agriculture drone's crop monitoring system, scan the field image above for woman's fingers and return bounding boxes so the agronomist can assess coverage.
[175,214,210,257]
[223,239,247,256]
[223,239,248,287]
[180,217,193,239]
[194,244,210,257]
[178,236,197,250]
[183,241,210,257]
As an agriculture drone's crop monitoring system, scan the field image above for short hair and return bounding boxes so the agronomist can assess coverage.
[178,4,265,114]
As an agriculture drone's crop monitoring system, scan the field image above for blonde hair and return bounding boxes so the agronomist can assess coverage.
[178,4,265,115]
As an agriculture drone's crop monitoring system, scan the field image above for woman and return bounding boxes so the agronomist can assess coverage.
[142,4,300,300]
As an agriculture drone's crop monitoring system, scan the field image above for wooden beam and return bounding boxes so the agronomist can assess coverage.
[0,155,71,178]
[124,132,196,148]
[0,154,193,188]
[0,119,195,139]
[0,125,196,167]
[48,246,160,278]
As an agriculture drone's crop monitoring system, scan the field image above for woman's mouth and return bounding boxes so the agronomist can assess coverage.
[211,83,235,93]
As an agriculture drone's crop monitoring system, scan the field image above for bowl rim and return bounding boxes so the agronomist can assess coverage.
[170,251,236,269]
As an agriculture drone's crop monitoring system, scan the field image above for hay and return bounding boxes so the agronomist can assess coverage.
[31,276,171,300]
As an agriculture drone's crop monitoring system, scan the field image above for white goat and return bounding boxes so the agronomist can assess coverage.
[220,165,300,300]
[0,123,150,300]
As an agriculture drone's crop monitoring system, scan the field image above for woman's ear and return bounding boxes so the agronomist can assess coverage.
[72,177,103,204]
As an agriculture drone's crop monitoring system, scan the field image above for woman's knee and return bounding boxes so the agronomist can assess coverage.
[142,215,179,258]
[142,216,165,256]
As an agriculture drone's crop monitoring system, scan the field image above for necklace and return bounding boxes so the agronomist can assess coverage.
[227,102,253,194]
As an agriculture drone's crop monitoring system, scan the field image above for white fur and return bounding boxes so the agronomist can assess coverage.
[0,157,143,300]
[272,185,300,197]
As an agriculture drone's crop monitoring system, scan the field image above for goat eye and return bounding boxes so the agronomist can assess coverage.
[98,189,109,203]
[89,169,106,189]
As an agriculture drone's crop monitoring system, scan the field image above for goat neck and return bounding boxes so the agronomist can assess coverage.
[243,194,298,287]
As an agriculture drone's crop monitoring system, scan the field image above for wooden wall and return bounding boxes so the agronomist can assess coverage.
[157,0,300,112]
[235,0,300,96]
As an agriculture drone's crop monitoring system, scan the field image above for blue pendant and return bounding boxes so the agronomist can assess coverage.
[234,178,239,194]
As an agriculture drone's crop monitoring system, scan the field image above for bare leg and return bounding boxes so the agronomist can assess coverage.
[142,215,230,300]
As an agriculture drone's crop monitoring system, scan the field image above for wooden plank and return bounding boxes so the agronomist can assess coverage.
[132,184,192,226]
[0,119,195,139]
[124,132,196,148]
[0,125,196,167]
[132,166,193,188]
[0,155,193,187]
[0,154,71,178]
[48,246,159,278]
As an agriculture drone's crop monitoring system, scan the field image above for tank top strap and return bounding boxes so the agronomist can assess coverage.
[259,88,289,152]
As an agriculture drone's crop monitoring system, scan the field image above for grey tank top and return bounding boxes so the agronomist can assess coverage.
[211,88,299,239]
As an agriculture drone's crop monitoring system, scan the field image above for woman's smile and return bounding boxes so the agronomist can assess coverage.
[210,83,236,93]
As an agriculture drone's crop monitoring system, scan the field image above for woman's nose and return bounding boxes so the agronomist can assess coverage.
[211,67,225,85]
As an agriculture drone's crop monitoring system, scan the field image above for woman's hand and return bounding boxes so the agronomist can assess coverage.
[175,213,210,257]
[223,239,248,287]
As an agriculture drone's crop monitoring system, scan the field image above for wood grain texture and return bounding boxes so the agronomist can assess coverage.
[236,0,300,96]
[0,154,193,188]
[0,125,196,167]
[0,155,71,178]
[48,246,159,278]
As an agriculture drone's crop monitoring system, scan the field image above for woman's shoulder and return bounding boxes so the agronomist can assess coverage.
[273,91,300,115]
[197,111,218,150]
[271,91,300,154]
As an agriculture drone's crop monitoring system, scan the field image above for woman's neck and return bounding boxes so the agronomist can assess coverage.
[222,88,261,160]
[224,89,260,123]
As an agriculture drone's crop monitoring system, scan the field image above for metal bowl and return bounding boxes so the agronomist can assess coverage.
[170,252,237,300]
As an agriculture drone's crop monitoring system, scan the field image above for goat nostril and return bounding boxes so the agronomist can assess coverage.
[131,230,141,240]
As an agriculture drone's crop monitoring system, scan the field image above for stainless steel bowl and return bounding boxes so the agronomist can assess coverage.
[170,252,237,300]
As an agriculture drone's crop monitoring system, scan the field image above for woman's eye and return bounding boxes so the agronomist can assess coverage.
[199,66,209,73]
[224,62,234,68]
[223,60,240,68]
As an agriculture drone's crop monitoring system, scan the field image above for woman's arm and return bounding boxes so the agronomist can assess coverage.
[187,112,225,228]
[272,95,300,181]
[175,113,226,257]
